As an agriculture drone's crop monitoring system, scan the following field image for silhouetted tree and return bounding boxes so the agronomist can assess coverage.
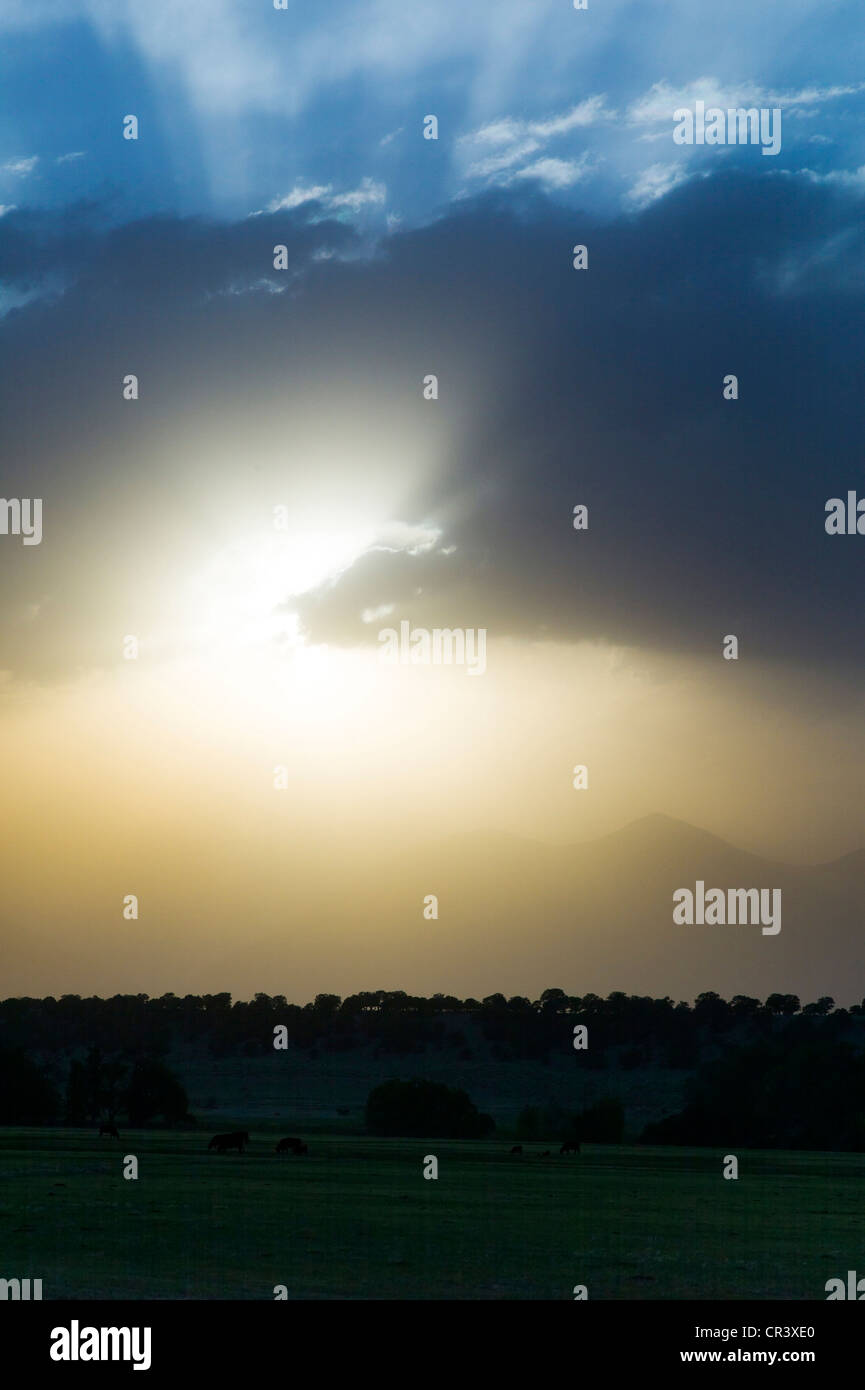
[125,1058,189,1127]
[642,1037,865,1151]
[802,997,834,1016]
[766,993,800,1016]
[366,1078,494,1138]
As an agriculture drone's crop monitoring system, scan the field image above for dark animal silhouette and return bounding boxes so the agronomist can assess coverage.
[560,1139,581,1155]
[510,1144,523,1154]
[276,1136,308,1155]
[540,1150,551,1157]
[98,1123,120,1139]
[208,1130,250,1154]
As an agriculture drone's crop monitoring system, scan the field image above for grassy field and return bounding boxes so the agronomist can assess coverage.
[1,1127,862,1299]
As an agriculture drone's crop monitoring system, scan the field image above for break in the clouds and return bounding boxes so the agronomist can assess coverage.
[2,1,865,222]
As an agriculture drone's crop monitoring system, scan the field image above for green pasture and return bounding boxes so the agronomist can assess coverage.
[0,1129,861,1299]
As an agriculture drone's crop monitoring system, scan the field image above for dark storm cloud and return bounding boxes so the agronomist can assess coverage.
[0,169,863,681]
[295,170,865,672]
[0,195,362,474]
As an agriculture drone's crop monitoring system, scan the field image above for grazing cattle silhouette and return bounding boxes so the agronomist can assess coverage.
[276,1136,308,1155]
[560,1139,581,1155]
[510,1144,523,1154]
[98,1123,120,1139]
[208,1131,250,1154]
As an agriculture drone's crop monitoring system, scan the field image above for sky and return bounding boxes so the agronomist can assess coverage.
[0,1,863,1000]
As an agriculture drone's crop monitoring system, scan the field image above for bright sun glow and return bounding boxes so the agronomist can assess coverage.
[184,528,375,655]
[169,519,444,724]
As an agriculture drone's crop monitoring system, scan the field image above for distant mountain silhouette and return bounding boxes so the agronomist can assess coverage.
[367,811,862,1000]
[413,814,863,1004]
[168,815,865,1006]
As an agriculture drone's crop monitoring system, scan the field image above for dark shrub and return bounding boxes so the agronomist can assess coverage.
[366,1078,494,1138]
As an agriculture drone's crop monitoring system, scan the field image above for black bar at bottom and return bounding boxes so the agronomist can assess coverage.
[3,1300,856,1374]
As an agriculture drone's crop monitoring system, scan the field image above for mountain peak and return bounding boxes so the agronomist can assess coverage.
[605,812,731,849]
